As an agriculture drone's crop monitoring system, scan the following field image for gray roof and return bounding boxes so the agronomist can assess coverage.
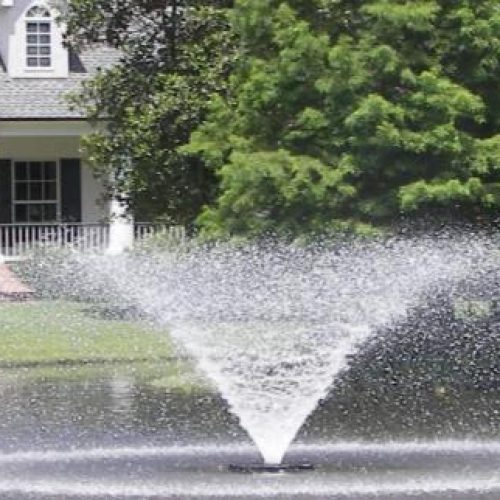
[0,46,120,120]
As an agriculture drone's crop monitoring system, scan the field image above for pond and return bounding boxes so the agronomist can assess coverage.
[1,363,500,499]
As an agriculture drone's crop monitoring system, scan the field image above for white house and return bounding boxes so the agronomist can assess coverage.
[0,0,161,257]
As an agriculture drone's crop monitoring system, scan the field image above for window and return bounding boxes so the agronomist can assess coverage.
[13,161,59,222]
[25,6,52,68]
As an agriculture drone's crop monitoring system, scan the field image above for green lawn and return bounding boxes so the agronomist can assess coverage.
[0,300,176,364]
[0,300,211,393]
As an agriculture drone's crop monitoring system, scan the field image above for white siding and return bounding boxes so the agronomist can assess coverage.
[0,135,108,223]
[0,2,17,67]
[81,160,108,223]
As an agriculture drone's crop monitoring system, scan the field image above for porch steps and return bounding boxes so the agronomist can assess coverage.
[0,264,33,301]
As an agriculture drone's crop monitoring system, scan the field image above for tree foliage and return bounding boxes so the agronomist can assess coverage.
[188,0,500,237]
[64,0,235,225]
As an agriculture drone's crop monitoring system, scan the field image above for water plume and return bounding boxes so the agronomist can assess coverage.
[27,232,499,464]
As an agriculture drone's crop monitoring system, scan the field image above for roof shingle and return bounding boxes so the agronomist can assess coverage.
[0,46,120,120]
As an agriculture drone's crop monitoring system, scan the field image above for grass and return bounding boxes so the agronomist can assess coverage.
[0,361,211,394]
[0,300,210,393]
[0,300,176,364]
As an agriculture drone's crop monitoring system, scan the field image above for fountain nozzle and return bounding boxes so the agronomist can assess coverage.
[228,463,314,473]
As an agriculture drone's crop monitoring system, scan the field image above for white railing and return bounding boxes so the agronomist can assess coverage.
[0,223,185,259]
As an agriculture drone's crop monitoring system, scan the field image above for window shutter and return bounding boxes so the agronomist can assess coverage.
[0,159,12,223]
[60,158,81,222]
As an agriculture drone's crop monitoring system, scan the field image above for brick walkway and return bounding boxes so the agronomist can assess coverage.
[0,264,33,300]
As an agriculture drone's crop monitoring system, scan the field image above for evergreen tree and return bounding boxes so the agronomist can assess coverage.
[188,0,500,237]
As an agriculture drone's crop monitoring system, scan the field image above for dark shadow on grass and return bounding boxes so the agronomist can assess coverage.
[0,355,187,370]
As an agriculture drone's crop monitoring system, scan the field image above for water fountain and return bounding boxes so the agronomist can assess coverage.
[63,233,500,460]
[1,230,500,497]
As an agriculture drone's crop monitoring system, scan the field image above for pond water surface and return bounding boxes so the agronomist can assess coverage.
[1,364,500,499]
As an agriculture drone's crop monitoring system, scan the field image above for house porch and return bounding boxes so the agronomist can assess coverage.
[0,121,179,259]
[0,222,182,260]
[0,123,107,225]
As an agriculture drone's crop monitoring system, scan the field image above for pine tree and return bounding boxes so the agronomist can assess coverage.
[188,0,500,237]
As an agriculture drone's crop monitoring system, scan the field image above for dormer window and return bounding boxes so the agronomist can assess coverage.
[5,2,68,78]
[25,6,52,68]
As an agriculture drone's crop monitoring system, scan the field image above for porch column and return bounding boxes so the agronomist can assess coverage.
[106,196,134,255]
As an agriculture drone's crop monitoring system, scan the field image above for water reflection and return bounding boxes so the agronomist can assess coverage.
[2,353,500,456]
[2,364,500,498]
[0,364,246,454]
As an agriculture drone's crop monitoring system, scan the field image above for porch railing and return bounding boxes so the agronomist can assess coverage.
[0,223,185,259]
